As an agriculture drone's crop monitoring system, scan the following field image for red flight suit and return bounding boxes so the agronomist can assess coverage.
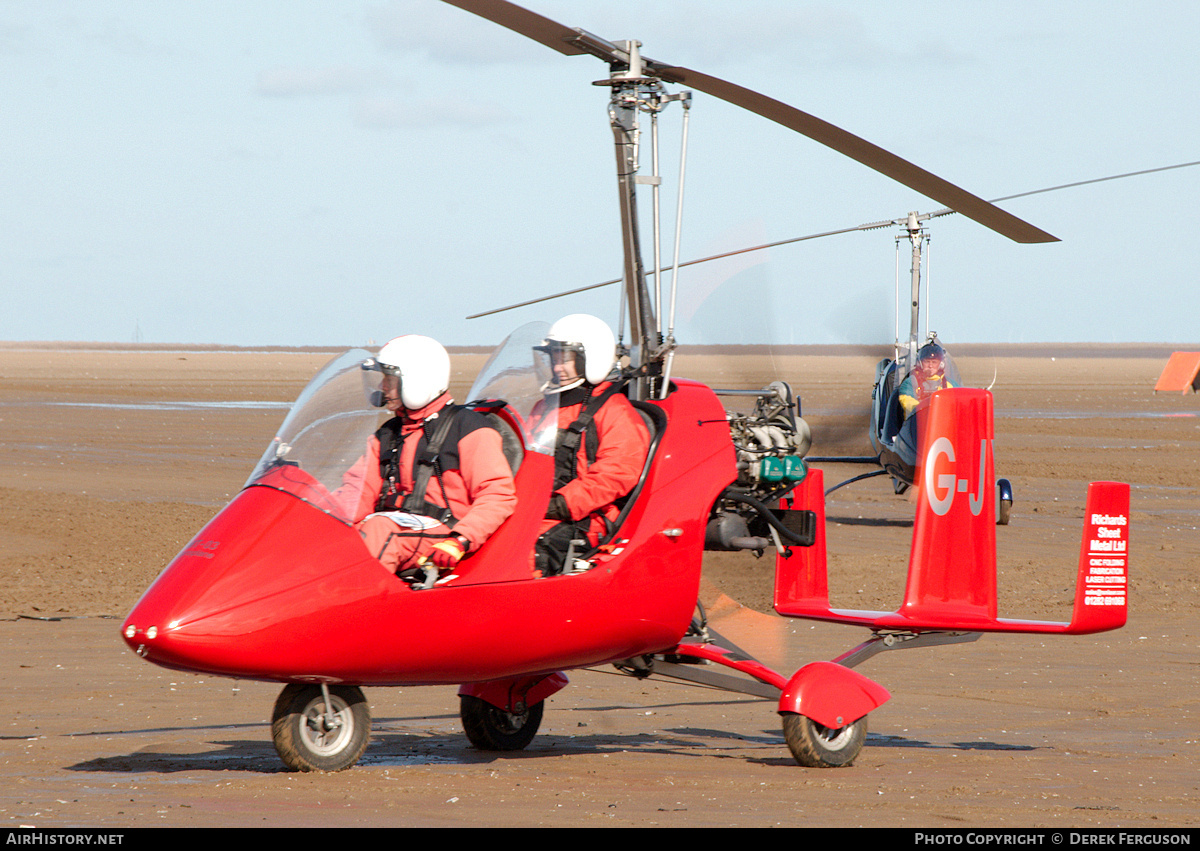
[337,393,517,575]
[536,381,651,567]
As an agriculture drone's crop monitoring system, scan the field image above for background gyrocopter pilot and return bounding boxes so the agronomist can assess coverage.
[336,335,517,588]
[532,314,651,576]
[898,340,955,420]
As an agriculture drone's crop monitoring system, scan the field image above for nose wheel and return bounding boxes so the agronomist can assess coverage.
[271,683,371,772]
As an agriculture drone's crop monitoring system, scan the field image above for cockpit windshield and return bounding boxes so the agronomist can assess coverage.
[467,321,558,457]
[244,322,558,524]
[244,349,386,523]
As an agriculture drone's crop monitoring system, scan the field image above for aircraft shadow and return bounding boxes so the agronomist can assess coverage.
[732,731,1040,768]
[60,687,1039,774]
[863,733,1038,753]
[826,514,913,528]
[65,730,736,774]
[65,721,1036,775]
[69,739,288,774]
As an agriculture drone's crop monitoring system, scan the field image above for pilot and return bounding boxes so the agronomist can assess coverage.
[532,314,651,575]
[898,341,953,418]
[338,335,517,586]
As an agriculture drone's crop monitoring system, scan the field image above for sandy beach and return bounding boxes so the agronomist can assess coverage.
[1,343,1197,828]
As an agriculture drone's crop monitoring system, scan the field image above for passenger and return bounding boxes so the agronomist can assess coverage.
[532,314,651,576]
[898,341,953,419]
[338,335,517,587]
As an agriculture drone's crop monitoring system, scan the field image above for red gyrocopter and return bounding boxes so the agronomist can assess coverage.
[121,1,1129,772]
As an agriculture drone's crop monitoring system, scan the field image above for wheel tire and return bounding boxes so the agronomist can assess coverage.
[460,694,543,751]
[271,684,371,772]
[781,712,866,768]
[997,478,1013,526]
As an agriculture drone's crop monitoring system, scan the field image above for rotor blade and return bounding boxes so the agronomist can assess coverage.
[673,159,1200,271]
[464,223,870,319]
[441,1,1057,244]
[439,0,641,66]
[923,159,1200,219]
[649,66,1058,244]
[466,277,621,319]
[439,0,591,56]
[468,156,1200,321]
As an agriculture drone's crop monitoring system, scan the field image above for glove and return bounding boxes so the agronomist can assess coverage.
[545,492,571,521]
[428,537,466,568]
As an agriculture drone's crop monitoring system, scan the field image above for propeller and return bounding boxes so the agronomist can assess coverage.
[442,0,1058,244]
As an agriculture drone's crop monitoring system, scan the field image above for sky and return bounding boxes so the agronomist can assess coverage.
[3,0,1199,348]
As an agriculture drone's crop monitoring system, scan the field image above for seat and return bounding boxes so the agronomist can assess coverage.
[466,400,525,474]
[587,400,667,554]
[482,411,524,474]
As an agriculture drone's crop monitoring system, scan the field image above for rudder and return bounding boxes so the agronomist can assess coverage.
[901,388,998,627]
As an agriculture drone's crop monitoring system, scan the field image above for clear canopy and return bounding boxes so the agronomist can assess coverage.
[244,322,558,524]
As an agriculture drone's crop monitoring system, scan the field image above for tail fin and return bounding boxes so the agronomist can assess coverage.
[1058,481,1129,634]
[904,389,1130,634]
[774,387,1129,636]
[901,388,998,628]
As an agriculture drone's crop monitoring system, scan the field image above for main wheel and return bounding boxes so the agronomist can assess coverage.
[459,694,543,751]
[781,712,866,768]
[271,684,371,772]
[997,478,1013,526]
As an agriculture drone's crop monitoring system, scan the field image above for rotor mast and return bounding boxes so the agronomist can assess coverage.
[897,211,931,366]
[586,36,680,400]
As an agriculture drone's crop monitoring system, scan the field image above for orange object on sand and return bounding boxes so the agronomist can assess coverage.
[1153,352,1200,393]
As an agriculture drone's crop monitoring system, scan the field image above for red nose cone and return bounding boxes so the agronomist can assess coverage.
[121,487,391,680]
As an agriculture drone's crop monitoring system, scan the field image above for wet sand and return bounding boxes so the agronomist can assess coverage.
[1,344,1197,828]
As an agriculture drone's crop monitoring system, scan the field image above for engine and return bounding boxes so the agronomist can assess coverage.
[706,381,815,553]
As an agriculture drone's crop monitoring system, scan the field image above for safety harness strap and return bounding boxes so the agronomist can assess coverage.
[376,407,462,527]
[553,381,625,491]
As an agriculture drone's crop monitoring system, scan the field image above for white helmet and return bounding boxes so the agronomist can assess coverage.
[536,314,616,393]
[363,335,450,410]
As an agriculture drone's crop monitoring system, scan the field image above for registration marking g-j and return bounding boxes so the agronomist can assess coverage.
[924,437,989,516]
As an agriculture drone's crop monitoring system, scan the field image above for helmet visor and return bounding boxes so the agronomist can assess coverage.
[533,340,585,393]
[360,357,402,408]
